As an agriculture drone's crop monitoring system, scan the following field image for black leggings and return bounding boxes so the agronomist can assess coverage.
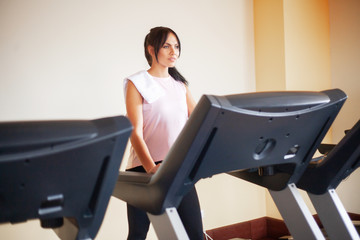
[126,163,204,240]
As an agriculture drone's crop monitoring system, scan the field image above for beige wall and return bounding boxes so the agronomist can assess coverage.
[254,0,331,92]
[329,0,360,142]
[283,0,332,91]
[254,0,286,91]
[0,0,256,122]
[0,0,260,239]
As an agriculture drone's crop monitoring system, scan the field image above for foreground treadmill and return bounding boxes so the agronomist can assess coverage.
[113,89,347,240]
[0,116,132,240]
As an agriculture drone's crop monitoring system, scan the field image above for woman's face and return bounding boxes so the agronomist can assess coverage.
[152,32,180,68]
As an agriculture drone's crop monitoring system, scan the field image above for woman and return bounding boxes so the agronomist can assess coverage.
[124,27,204,239]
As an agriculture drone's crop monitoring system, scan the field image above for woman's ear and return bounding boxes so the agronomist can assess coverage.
[147,45,156,64]
[147,45,155,57]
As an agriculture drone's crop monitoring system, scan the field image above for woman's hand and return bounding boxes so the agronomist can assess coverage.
[149,163,161,174]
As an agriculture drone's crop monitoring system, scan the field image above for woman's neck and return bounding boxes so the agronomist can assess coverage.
[147,66,169,78]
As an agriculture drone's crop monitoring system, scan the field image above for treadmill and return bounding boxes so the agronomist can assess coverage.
[0,116,132,240]
[113,89,346,240]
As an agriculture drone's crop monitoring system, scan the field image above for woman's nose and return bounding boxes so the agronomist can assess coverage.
[170,46,177,55]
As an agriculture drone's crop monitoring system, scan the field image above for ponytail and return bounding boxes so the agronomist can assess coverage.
[169,67,188,86]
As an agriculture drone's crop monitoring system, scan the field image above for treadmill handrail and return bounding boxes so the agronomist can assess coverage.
[297,119,360,194]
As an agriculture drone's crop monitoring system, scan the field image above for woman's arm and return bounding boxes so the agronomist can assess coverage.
[125,81,158,173]
[185,86,196,116]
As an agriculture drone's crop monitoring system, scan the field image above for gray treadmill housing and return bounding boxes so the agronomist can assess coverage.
[0,116,132,240]
[114,89,346,215]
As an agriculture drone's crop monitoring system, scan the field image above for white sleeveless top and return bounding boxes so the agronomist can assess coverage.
[124,70,188,169]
